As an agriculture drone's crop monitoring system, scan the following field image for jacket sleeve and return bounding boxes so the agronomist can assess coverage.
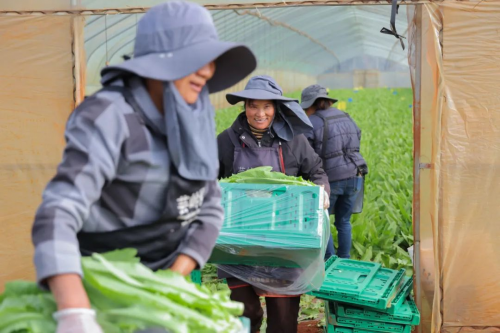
[217,132,226,179]
[304,127,315,147]
[178,180,224,268]
[32,96,126,284]
[294,135,331,195]
[217,130,234,179]
[307,115,325,157]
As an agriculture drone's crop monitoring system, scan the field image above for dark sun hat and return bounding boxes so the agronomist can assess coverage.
[101,1,257,93]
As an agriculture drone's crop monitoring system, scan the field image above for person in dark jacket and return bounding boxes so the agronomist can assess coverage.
[218,75,330,333]
[30,2,256,332]
[301,84,368,259]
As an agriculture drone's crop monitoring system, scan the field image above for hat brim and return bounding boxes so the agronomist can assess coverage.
[226,90,297,105]
[101,40,256,94]
[300,94,338,109]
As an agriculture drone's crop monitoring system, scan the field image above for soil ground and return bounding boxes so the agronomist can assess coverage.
[297,320,324,333]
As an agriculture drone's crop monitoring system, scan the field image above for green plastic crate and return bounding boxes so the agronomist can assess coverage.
[336,296,420,326]
[309,257,405,310]
[385,276,414,314]
[190,270,202,285]
[327,301,411,333]
[210,185,328,267]
[361,276,413,314]
[325,302,379,333]
[310,256,382,294]
[237,317,250,333]
[219,183,322,233]
[327,326,387,333]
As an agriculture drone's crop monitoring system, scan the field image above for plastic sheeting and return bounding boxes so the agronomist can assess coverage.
[211,183,329,295]
[0,15,77,290]
[408,2,500,332]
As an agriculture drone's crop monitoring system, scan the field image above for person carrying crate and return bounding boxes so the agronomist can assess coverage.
[217,75,331,333]
[30,2,256,332]
[301,84,368,259]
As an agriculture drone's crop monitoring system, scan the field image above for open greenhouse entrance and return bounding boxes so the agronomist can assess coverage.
[193,4,419,333]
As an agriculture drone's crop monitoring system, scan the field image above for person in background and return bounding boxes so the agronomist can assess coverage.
[31,2,256,332]
[301,84,368,259]
[217,75,330,333]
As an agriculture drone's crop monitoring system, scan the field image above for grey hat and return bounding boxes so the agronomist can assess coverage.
[101,1,256,93]
[300,84,338,109]
[226,75,297,105]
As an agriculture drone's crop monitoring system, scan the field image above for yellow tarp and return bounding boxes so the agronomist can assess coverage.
[409,2,500,332]
[0,16,75,286]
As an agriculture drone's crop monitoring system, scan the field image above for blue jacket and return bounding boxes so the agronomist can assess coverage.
[306,107,367,182]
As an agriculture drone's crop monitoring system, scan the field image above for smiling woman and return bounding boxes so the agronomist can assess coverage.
[216,75,331,333]
[245,99,275,130]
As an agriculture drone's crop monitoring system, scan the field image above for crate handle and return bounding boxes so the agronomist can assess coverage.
[244,187,288,199]
[272,187,288,196]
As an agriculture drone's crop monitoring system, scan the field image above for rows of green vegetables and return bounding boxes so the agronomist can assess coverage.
[211,87,414,275]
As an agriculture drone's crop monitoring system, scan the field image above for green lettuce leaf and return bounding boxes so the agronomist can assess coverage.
[219,166,316,186]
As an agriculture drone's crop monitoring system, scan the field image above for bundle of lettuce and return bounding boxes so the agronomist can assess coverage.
[0,249,244,333]
[219,166,316,186]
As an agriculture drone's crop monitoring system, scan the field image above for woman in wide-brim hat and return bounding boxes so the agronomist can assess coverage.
[31,2,256,332]
[217,75,330,333]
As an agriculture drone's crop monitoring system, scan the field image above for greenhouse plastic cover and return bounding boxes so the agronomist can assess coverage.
[1,0,500,332]
[211,183,330,295]
[406,2,500,333]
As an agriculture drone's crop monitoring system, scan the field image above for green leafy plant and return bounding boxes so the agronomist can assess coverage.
[0,249,245,333]
[220,166,316,186]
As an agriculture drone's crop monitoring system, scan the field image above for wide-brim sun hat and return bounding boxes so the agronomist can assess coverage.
[101,1,256,94]
[226,75,297,105]
[300,84,338,109]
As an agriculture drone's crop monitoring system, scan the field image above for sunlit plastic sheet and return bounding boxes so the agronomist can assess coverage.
[210,183,330,295]
[0,15,77,291]
[408,2,500,332]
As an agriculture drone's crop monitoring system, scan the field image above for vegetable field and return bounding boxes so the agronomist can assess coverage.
[208,87,414,328]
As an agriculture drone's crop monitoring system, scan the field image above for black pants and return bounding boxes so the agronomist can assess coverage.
[229,284,301,333]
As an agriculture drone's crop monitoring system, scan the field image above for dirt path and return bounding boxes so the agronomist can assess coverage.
[297,320,324,333]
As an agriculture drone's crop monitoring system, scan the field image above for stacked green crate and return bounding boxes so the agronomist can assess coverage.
[210,183,327,267]
[306,256,420,332]
[190,270,202,285]
[309,256,406,310]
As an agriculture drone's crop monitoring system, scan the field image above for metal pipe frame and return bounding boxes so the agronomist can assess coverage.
[412,5,423,333]
[0,0,439,16]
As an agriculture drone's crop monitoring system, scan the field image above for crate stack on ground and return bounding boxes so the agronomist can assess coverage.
[307,256,420,333]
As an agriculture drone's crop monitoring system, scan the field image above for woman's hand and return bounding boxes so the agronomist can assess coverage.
[170,254,197,276]
[48,274,104,333]
[324,191,330,210]
[54,309,103,333]
[320,185,330,210]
